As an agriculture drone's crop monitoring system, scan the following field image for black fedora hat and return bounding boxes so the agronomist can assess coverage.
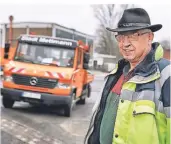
[106,8,162,33]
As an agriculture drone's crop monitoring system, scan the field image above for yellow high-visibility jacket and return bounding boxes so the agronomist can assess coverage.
[85,43,170,144]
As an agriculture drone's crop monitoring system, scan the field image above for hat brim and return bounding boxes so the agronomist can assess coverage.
[106,24,162,33]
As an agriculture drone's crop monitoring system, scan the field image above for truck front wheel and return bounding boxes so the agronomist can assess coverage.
[64,93,75,117]
[2,97,15,108]
[64,105,71,117]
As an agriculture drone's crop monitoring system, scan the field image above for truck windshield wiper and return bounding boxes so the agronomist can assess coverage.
[40,62,59,66]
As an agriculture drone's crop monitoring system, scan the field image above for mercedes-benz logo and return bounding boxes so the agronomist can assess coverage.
[30,77,38,86]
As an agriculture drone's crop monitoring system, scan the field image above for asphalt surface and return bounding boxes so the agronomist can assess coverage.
[1,75,105,144]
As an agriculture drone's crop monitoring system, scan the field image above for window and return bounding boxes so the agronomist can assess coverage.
[56,29,73,39]
[15,42,75,67]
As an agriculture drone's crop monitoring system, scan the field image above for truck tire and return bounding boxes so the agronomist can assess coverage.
[2,97,15,108]
[64,105,72,117]
[87,84,91,98]
[64,93,75,117]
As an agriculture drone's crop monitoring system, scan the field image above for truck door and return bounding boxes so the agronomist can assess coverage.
[74,48,85,97]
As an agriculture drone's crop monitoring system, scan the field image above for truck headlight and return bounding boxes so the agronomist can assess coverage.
[4,76,13,82]
[57,83,70,89]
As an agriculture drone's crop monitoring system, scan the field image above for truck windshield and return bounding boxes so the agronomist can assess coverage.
[14,43,75,67]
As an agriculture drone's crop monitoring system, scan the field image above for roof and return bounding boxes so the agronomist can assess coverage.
[0,21,95,39]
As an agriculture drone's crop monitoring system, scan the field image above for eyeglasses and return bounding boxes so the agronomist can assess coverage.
[115,31,150,42]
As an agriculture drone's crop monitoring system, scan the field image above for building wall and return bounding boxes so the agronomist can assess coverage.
[5,28,52,47]
[6,28,27,47]
[29,28,52,36]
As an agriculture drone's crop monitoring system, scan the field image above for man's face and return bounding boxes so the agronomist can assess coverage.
[115,29,153,62]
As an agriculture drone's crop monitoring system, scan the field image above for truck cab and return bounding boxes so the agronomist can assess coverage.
[1,34,94,117]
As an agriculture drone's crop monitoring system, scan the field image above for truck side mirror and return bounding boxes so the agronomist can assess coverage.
[4,43,10,59]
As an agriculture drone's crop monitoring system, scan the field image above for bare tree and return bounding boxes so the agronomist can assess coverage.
[92,4,135,60]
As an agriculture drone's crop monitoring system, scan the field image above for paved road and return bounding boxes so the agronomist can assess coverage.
[1,75,105,144]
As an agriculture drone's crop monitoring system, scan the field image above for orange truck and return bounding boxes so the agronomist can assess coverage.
[1,34,94,117]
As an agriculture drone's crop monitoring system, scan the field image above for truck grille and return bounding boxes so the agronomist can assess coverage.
[12,74,57,89]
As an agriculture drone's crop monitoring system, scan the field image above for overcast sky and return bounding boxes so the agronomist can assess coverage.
[0,4,170,41]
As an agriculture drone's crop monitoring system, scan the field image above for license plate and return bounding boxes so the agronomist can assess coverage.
[22,92,41,99]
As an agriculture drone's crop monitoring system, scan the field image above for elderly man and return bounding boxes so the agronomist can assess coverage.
[84,8,170,144]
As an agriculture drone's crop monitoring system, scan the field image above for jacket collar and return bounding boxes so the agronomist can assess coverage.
[131,42,162,77]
